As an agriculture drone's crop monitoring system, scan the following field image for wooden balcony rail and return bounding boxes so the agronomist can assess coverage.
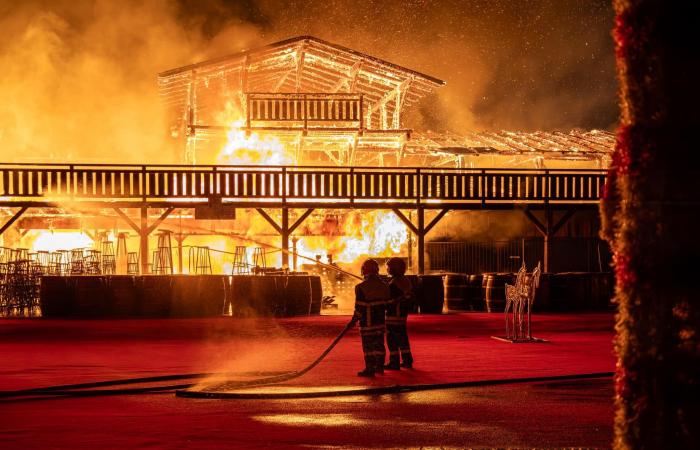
[0,164,606,208]
[246,93,363,130]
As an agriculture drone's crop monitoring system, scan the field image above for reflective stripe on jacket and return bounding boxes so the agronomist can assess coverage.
[354,275,389,329]
[387,275,413,320]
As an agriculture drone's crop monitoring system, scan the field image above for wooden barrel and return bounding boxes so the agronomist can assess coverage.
[105,276,138,317]
[280,275,322,316]
[39,276,74,317]
[482,273,515,313]
[73,276,108,318]
[230,275,323,317]
[198,275,229,316]
[136,276,173,317]
[444,274,469,311]
[405,275,420,313]
[416,275,444,314]
[532,273,551,312]
[466,274,485,311]
[231,275,279,317]
[170,275,228,317]
[547,272,615,311]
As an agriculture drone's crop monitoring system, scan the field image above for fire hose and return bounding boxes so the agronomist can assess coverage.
[0,316,359,399]
[0,309,612,399]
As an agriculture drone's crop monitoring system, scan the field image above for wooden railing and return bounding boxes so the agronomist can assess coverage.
[0,164,606,206]
[246,93,363,130]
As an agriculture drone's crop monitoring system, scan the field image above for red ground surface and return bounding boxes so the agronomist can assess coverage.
[0,312,615,448]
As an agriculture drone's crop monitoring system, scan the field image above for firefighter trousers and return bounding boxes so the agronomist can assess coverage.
[386,322,412,365]
[360,327,386,371]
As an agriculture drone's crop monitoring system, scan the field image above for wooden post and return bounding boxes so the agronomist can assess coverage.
[521,206,576,273]
[175,234,187,274]
[140,207,148,274]
[291,237,299,271]
[544,207,552,273]
[281,207,289,268]
[417,208,425,274]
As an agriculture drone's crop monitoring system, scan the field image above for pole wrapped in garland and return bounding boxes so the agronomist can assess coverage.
[603,0,700,448]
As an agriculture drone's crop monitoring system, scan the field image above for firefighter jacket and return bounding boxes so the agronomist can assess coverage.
[387,275,413,324]
[354,275,389,330]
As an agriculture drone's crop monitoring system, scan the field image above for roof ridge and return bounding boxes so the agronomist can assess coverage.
[157,35,445,86]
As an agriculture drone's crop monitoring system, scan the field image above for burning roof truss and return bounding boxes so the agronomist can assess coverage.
[158,36,613,169]
[158,36,445,164]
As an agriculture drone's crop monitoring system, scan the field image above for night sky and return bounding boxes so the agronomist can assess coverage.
[178,0,619,131]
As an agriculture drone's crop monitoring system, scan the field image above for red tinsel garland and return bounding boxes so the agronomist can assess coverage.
[604,1,700,448]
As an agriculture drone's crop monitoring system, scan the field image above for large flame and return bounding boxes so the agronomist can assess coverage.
[217,120,293,165]
[296,211,408,264]
[25,231,94,253]
[213,118,410,270]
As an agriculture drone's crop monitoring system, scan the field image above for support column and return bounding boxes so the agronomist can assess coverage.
[281,207,289,268]
[543,207,552,273]
[521,206,577,273]
[392,208,449,275]
[140,207,149,274]
[175,234,187,274]
[256,208,314,269]
[291,237,299,271]
[114,207,174,275]
[417,208,425,274]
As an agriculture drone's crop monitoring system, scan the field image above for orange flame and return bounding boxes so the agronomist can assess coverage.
[26,231,94,253]
[217,120,293,166]
[296,211,408,264]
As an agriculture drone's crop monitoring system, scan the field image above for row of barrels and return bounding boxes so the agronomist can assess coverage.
[40,275,323,318]
[231,275,322,318]
[444,272,615,313]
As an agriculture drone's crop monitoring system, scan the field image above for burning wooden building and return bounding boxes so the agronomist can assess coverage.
[0,36,613,317]
[157,36,613,169]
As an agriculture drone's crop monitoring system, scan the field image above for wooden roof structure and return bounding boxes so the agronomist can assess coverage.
[158,36,445,134]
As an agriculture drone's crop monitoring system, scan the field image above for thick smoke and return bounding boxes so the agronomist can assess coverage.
[429,210,531,242]
[0,0,616,163]
[254,0,618,132]
[0,0,264,163]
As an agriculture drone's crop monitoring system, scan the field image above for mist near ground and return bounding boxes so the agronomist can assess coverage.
[0,0,616,163]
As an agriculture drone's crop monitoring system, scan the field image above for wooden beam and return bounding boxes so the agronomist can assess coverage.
[521,207,547,237]
[365,78,411,119]
[273,70,294,91]
[256,208,282,234]
[331,60,362,92]
[551,207,577,236]
[424,209,450,235]
[0,207,28,236]
[392,209,418,235]
[113,208,140,234]
[289,209,314,234]
[295,43,306,93]
[146,207,175,235]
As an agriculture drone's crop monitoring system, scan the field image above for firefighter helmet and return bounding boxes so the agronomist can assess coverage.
[386,257,407,276]
[361,259,380,277]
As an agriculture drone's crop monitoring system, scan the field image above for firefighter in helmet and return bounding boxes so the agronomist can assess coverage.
[384,257,414,369]
[354,258,390,377]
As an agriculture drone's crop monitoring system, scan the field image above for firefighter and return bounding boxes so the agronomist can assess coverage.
[354,258,389,377]
[384,257,414,369]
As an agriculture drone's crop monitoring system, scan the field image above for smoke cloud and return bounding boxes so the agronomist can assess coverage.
[0,0,263,163]
[429,210,532,242]
[0,0,616,163]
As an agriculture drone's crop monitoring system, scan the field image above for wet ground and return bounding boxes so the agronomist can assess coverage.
[0,313,615,448]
